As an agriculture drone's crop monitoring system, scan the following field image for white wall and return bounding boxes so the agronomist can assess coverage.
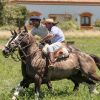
[22,4,100,25]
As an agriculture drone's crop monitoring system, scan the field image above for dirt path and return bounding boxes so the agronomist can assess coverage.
[0,30,100,49]
[0,31,11,49]
[64,30,100,37]
[0,45,4,50]
[0,31,11,39]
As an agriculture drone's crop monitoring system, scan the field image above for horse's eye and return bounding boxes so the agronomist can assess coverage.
[5,46,9,49]
[21,34,24,36]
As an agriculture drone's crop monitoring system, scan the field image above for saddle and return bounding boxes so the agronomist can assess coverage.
[42,44,69,60]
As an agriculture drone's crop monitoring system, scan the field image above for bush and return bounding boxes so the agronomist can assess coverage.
[0,0,6,26]
[95,19,100,27]
[58,20,79,31]
[0,25,17,31]
[2,4,28,27]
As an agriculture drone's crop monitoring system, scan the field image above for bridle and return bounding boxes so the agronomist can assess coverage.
[12,33,39,62]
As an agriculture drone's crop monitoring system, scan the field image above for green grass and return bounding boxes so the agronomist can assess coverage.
[0,37,100,100]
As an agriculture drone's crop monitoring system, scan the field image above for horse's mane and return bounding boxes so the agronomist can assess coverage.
[28,33,36,43]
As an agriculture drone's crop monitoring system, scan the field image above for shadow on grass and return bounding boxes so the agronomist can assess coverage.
[9,85,79,100]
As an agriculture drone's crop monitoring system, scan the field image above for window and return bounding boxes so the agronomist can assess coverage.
[81,16,91,26]
[80,12,92,26]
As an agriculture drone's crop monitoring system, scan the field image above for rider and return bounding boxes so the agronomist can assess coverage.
[30,16,68,66]
[30,16,49,39]
[44,18,69,65]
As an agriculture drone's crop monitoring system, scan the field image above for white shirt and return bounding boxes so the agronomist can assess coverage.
[50,26,65,43]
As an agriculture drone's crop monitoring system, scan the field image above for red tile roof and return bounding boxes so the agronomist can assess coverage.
[9,0,100,5]
[9,0,100,3]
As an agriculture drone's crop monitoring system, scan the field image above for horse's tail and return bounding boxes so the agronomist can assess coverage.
[90,54,100,70]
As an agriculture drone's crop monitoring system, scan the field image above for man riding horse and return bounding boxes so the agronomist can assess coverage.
[30,16,69,66]
[2,25,100,100]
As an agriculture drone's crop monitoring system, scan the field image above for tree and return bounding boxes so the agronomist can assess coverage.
[0,0,6,25]
[2,4,28,27]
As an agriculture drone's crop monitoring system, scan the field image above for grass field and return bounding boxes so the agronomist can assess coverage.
[0,36,100,100]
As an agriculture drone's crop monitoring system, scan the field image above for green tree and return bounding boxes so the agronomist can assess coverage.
[2,4,28,27]
[0,0,7,26]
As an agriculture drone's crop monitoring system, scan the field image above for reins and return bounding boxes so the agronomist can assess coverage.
[11,43,39,63]
[12,34,39,63]
[11,51,21,62]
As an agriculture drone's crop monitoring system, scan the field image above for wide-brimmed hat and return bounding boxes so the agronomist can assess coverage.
[44,18,58,24]
[30,16,41,21]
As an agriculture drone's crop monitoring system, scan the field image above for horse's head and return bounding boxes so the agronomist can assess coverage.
[11,26,30,48]
[3,26,36,58]
[2,30,17,57]
[8,26,34,52]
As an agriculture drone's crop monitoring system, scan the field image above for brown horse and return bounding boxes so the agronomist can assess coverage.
[2,28,100,100]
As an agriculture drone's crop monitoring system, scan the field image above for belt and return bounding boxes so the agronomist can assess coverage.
[61,41,66,46]
[61,41,65,43]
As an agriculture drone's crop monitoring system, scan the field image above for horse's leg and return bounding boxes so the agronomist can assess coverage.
[80,73,99,94]
[34,74,42,100]
[73,82,80,91]
[69,70,99,94]
[46,81,56,95]
[72,76,99,94]
[47,81,52,90]
[78,73,99,94]
[12,78,31,100]
[12,62,31,100]
[73,76,99,94]
[12,82,24,100]
[80,60,100,82]
[87,73,100,94]
[81,76,99,94]
[89,73,100,82]
[79,54,100,81]
[69,77,80,91]
[88,84,99,94]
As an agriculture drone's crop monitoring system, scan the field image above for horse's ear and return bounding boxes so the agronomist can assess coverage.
[10,30,14,35]
[14,30,17,36]
[18,27,21,34]
[24,26,28,33]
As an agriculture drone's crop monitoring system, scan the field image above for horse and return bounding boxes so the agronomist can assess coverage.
[2,30,54,99]
[2,27,100,100]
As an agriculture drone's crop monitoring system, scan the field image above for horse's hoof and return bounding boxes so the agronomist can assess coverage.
[90,89,99,95]
[92,90,99,95]
[34,93,39,100]
[12,96,17,100]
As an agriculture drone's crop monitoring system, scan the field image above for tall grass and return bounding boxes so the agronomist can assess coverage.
[0,37,100,100]
[58,20,79,31]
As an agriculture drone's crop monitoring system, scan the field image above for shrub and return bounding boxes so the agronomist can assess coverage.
[2,4,28,27]
[95,19,100,27]
[0,25,17,31]
[0,0,6,26]
[58,20,79,31]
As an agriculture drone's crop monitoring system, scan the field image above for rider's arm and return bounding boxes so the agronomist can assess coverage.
[41,33,54,42]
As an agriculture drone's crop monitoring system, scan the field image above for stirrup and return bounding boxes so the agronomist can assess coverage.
[49,60,55,67]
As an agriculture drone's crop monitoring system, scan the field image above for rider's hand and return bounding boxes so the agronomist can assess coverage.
[40,40,45,45]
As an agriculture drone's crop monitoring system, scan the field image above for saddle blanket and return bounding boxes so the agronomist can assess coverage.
[42,44,69,58]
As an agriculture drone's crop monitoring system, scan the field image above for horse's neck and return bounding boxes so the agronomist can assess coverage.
[20,35,45,63]
[30,43,39,54]
[25,42,43,58]
[26,43,47,68]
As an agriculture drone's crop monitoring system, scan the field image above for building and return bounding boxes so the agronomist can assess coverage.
[9,0,100,29]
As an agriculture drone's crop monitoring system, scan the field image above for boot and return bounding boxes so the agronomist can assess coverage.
[49,52,55,67]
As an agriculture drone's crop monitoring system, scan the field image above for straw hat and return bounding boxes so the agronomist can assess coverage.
[44,18,58,24]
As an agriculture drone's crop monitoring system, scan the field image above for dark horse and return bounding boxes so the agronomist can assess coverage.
[2,28,100,100]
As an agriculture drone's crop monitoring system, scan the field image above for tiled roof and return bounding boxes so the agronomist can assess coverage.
[9,0,100,3]
[9,0,100,5]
